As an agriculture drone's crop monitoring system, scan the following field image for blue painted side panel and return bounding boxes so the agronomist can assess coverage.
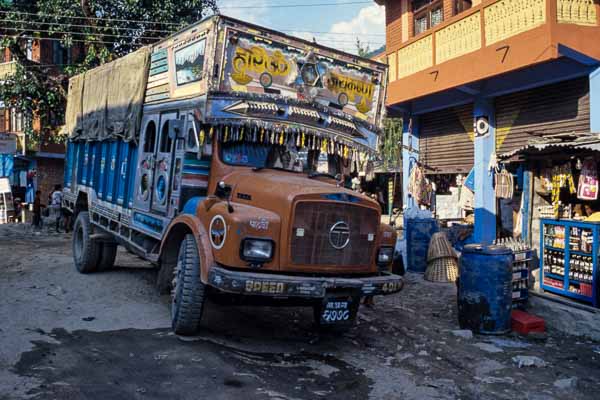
[127,145,138,208]
[64,142,74,188]
[82,142,90,185]
[76,142,85,186]
[116,141,130,206]
[106,141,118,202]
[98,142,109,200]
[458,246,513,334]
[92,142,102,189]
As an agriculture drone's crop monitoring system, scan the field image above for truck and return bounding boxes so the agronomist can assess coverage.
[62,15,404,335]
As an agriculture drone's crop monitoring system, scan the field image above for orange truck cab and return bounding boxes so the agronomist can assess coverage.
[63,15,404,334]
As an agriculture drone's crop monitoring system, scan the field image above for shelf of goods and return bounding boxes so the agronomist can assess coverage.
[540,219,599,307]
[512,249,532,308]
[495,238,532,308]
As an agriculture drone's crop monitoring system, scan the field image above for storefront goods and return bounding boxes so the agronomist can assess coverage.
[495,168,514,199]
[407,164,433,206]
[551,163,576,218]
[577,157,598,200]
[425,232,458,283]
[458,244,513,334]
[541,219,599,307]
[493,238,532,309]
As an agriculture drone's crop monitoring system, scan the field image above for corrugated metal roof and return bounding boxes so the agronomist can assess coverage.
[499,137,600,159]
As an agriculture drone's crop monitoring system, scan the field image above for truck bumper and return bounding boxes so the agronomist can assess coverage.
[207,266,404,298]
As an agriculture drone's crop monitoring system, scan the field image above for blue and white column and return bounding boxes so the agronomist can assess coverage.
[473,98,496,244]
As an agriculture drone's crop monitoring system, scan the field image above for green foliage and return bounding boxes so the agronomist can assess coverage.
[0,0,218,145]
[355,38,371,58]
[381,118,402,171]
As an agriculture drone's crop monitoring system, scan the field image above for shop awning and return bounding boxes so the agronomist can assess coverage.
[499,137,600,161]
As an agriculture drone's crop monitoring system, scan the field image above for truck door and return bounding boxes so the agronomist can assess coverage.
[151,112,178,214]
[133,114,159,212]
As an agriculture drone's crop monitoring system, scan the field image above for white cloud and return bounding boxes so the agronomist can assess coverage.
[325,4,386,54]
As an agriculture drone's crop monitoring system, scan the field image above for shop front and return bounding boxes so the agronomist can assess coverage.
[500,139,600,307]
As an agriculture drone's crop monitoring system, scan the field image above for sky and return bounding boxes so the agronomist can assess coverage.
[215,0,385,55]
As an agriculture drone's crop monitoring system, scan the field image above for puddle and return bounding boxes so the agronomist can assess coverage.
[12,328,370,400]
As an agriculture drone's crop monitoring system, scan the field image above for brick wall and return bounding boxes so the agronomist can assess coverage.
[36,158,64,200]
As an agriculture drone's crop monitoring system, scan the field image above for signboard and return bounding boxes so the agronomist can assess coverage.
[0,177,10,192]
[0,133,17,154]
[220,30,384,126]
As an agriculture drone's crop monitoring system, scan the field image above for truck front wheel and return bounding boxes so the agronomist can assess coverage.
[171,234,206,335]
[73,211,102,273]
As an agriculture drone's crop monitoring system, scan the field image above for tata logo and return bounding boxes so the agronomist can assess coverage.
[329,221,350,250]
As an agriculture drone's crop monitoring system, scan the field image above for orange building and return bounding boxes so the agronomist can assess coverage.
[376,0,600,243]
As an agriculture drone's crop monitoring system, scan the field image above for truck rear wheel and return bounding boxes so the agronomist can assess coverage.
[171,234,206,335]
[73,211,102,273]
[98,243,118,271]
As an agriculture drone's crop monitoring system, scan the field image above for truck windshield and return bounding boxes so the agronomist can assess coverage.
[221,142,343,176]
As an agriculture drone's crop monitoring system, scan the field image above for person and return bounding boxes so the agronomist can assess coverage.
[32,191,44,229]
[50,184,63,233]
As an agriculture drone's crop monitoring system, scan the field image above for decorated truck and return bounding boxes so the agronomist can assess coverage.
[62,15,403,334]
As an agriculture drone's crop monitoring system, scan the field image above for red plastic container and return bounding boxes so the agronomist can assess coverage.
[511,310,545,334]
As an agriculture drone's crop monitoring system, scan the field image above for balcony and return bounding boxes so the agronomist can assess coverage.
[386,0,600,106]
[0,61,17,81]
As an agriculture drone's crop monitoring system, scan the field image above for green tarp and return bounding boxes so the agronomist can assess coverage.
[66,47,151,142]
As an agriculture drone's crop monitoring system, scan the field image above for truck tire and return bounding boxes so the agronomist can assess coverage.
[98,243,118,271]
[72,211,102,273]
[171,234,206,335]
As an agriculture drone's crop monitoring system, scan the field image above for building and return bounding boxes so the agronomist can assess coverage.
[376,0,600,244]
[0,41,82,201]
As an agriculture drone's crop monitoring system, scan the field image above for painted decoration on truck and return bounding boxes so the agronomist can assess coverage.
[175,39,206,85]
[220,30,383,125]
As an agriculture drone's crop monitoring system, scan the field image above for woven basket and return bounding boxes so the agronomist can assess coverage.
[427,232,457,262]
[425,256,459,283]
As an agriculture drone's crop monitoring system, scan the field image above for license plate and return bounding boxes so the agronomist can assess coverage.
[320,295,357,324]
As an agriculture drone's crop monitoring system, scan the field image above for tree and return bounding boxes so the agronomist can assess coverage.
[0,0,218,144]
[355,38,371,58]
[381,118,402,171]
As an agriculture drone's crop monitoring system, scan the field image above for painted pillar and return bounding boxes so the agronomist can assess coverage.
[591,66,600,133]
[473,98,496,244]
[402,116,420,208]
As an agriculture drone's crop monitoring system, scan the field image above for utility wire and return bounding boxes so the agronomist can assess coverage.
[0,25,164,41]
[0,25,382,45]
[0,18,175,34]
[220,1,372,8]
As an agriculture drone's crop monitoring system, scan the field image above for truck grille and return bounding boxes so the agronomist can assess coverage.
[290,201,378,266]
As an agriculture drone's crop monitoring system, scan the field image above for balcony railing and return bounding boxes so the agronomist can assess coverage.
[388,0,599,82]
[0,61,18,80]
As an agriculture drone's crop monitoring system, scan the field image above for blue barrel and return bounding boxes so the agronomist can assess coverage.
[405,217,439,273]
[458,244,513,334]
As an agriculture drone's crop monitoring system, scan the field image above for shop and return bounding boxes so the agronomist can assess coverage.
[499,138,600,307]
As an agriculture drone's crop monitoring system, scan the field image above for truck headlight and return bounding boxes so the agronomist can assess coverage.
[377,247,394,266]
[241,239,274,262]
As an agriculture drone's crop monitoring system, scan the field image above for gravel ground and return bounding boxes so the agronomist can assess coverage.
[1,223,599,400]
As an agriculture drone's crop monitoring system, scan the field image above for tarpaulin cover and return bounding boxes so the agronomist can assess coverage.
[67,47,150,142]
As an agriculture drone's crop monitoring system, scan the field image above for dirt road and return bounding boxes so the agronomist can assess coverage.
[1,224,599,399]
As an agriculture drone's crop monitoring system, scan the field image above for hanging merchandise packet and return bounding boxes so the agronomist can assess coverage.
[577,158,598,200]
